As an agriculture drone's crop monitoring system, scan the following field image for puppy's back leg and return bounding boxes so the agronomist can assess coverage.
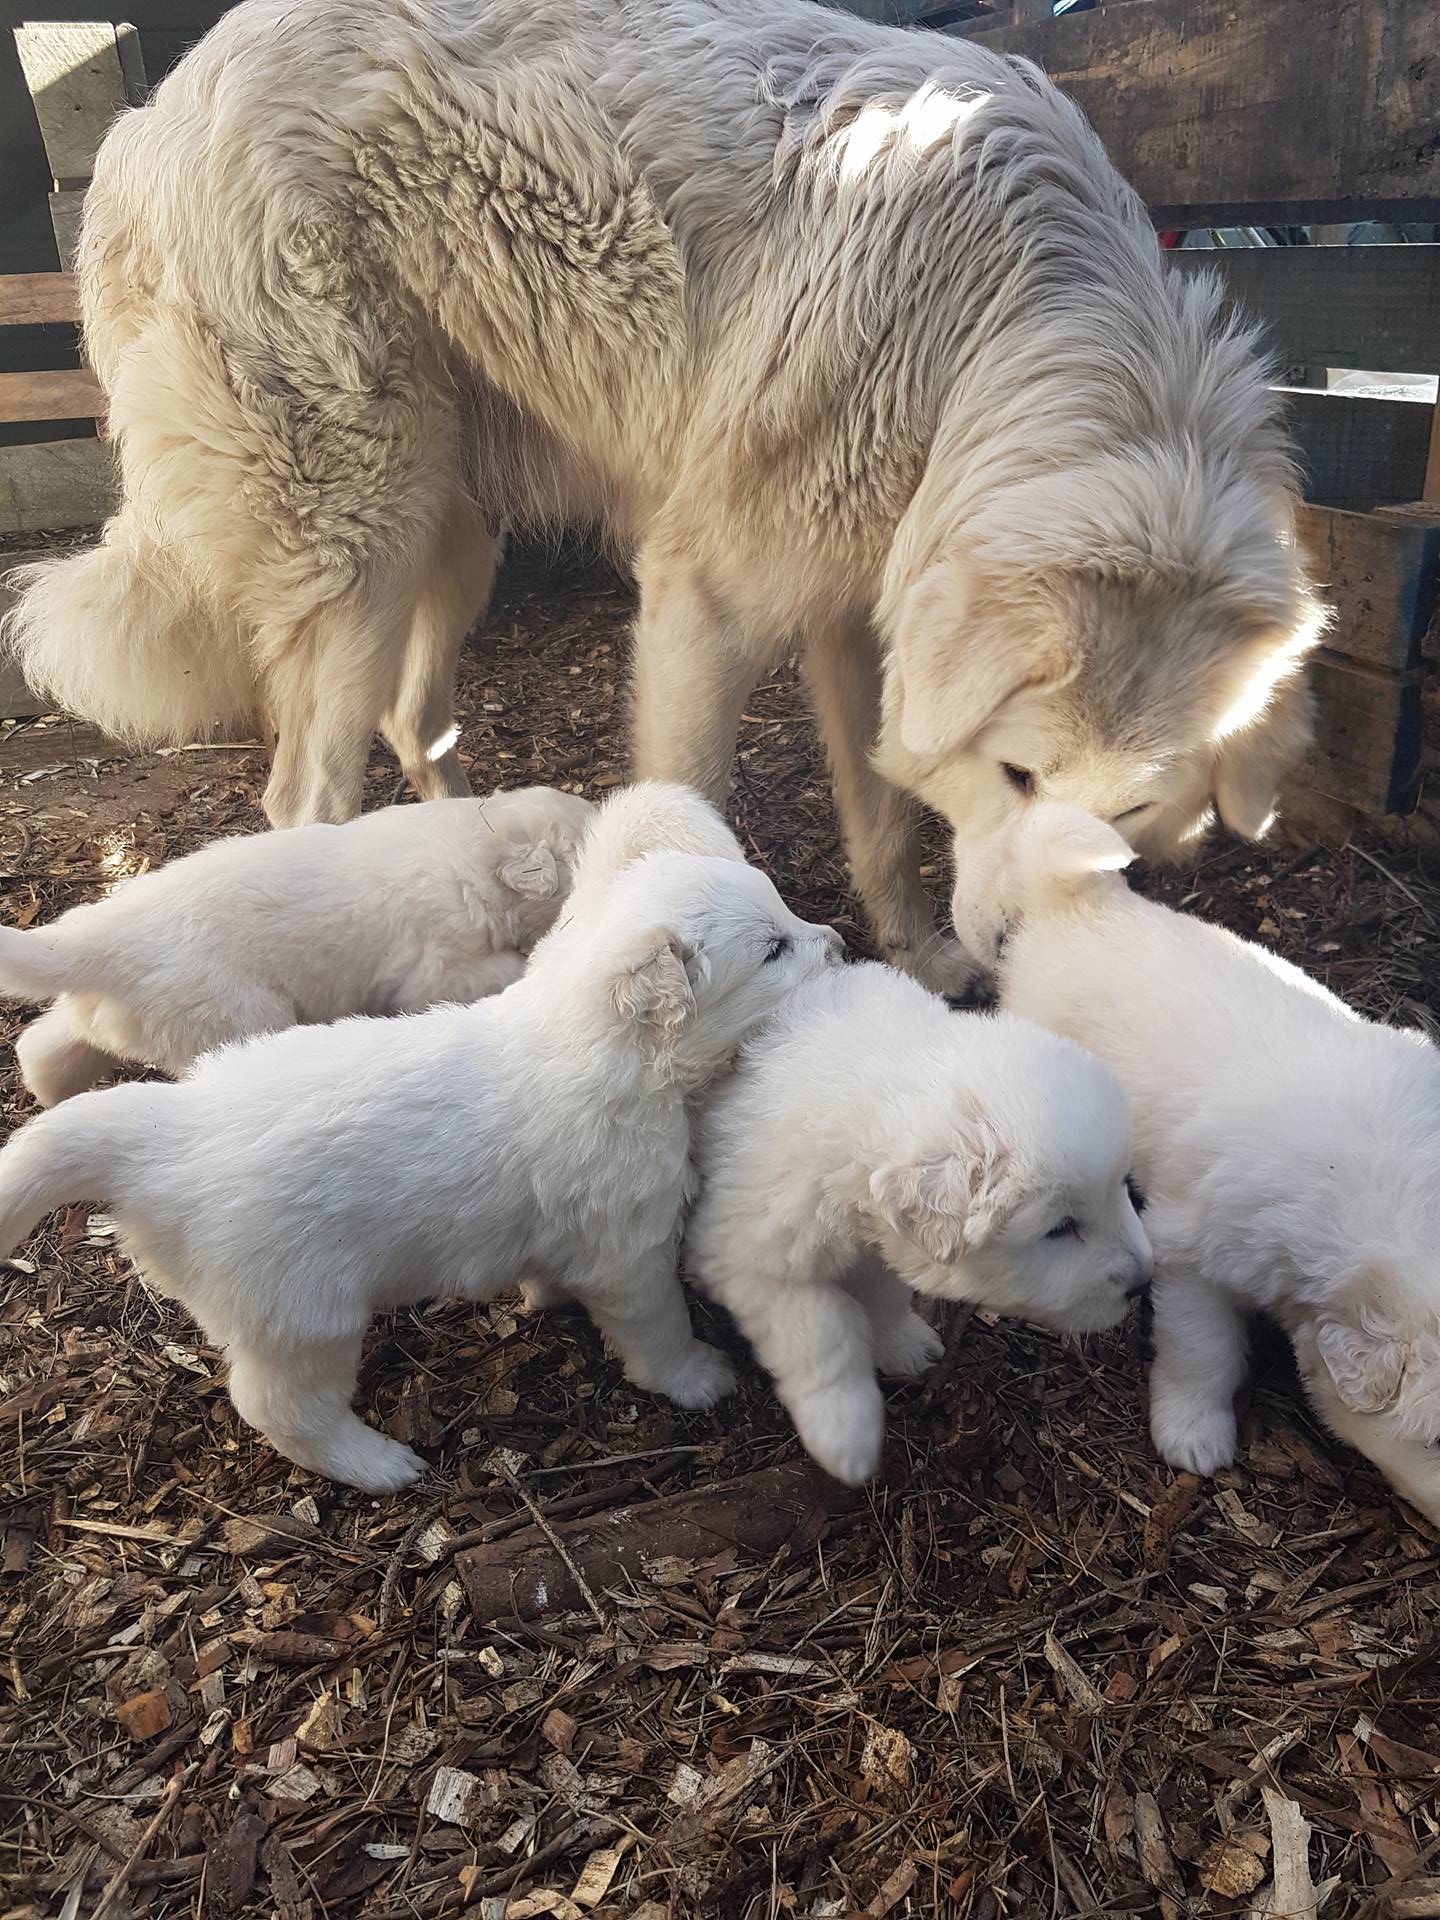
[578,1249,736,1412]
[14,1004,117,1107]
[226,1335,425,1492]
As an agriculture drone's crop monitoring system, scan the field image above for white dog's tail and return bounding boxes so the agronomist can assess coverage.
[0,921,97,1003]
[2,524,258,746]
[576,783,745,891]
[0,1085,151,1259]
[1011,804,1135,906]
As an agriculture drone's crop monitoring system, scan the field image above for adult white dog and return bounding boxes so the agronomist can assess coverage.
[978,801,1440,1525]
[1,788,593,1106]
[0,843,841,1490]
[687,962,1151,1483]
[3,0,1319,988]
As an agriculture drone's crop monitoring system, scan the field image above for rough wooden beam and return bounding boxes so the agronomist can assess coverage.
[0,270,79,326]
[963,0,1440,225]
[1284,391,1433,514]
[1297,505,1440,675]
[0,366,103,424]
[0,435,113,532]
[1302,651,1423,816]
[13,21,127,187]
[1173,246,1440,380]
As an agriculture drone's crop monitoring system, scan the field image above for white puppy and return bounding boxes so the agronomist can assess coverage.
[0,847,841,1490]
[974,801,1440,1524]
[687,961,1152,1484]
[0,788,593,1106]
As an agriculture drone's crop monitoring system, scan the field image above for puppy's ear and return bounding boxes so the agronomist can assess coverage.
[499,843,560,898]
[870,1121,1013,1263]
[1315,1311,1409,1414]
[886,559,1077,761]
[608,930,695,1035]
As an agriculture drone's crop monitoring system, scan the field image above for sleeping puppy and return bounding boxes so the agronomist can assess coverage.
[1,788,594,1105]
[0,847,841,1490]
[686,961,1151,1484]
[973,800,1440,1525]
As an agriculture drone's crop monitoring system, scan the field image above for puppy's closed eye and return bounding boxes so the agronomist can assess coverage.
[1046,1216,1080,1242]
[763,936,790,964]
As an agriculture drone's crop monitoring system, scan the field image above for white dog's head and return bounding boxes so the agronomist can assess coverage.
[477,787,597,948]
[949,801,1135,972]
[874,444,1324,972]
[558,781,746,930]
[547,850,843,1085]
[864,1011,1152,1331]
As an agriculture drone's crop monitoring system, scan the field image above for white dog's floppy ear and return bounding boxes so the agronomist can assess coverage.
[608,930,696,1035]
[1314,1312,1409,1414]
[887,558,1077,761]
[499,844,559,898]
[1213,670,1315,839]
[870,1125,1014,1263]
[1019,804,1135,881]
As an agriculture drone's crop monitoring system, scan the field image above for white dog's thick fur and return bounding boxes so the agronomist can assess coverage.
[687,962,1151,1483]
[0,847,841,1489]
[0,788,593,1106]
[3,0,1319,987]
[980,802,1440,1523]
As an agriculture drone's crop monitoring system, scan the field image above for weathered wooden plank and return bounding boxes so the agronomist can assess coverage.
[0,434,114,532]
[1173,247,1440,379]
[0,650,47,719]
[963,0,1440,225]
[0,271,79,326]
[13,22,127,187]
[1283,391,1433,514]
[1302,650,1423,815]
[1296,505,1440,676]
[0,366,102,424]
[47,186,86,272]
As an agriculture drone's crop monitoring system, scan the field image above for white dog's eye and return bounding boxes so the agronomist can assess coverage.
[1002,764,1035,797]
[1112,803,1154,828]
[1046,1217,1080,1241]
[763,936,791,965]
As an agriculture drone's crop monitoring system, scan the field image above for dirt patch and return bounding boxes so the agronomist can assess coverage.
[3,545,1439,1918]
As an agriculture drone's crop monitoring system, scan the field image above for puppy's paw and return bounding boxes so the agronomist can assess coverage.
[874,1312,945,1380]
[520,1277,565,1313]
[646,1341,738,1412]
[792,1380,885,1486]
[1150,1392,1237,1477]
[323,1430,427,1495]
[883,934,982,1003]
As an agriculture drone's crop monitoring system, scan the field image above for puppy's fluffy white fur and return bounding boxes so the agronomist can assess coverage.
[978,801,1440,1523]
[687,961,1151,1484]
[0,817,841,1490]
[0,788,593,1106]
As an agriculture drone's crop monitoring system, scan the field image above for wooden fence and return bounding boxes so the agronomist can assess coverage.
[1,0,1438,829]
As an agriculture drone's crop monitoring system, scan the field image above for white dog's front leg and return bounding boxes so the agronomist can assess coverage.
[841,1254,944,1380]
[803,627,976,998]
[1149,1273,1248,1476]
[630,558,766,804]
[579,1251,736,1411]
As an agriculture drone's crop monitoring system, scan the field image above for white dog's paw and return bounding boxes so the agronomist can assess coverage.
[1150,1391,1237,1477]
[874,1312,945,1381]
[791,1380,885,1486]
[645,1341,738,1412]
[313,1427,427,1495]
[520,1277,565,1312]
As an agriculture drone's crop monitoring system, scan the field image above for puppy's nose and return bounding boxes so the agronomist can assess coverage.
[1124,1277,1153,1302]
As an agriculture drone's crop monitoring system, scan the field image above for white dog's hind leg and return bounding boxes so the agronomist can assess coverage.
[803,629,975,998]
[1149,1273,1248,1476]
[842,1256,944,1380]
[630,561,765,804]
[580,1251,736,1411]
[227,1335,425,1493]
[15,1005,116,1107]
[381,501,497,803]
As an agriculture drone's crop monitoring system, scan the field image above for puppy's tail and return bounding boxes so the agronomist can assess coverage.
[2,522,258,746]
[0,1084,151,1259]
[575,782,744,894]
[1011,804,1135,909]
[0,920,97,1003]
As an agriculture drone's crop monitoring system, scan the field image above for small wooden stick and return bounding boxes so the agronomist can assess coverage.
[501,1465,607,1626]
[89,1774,182,1920]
